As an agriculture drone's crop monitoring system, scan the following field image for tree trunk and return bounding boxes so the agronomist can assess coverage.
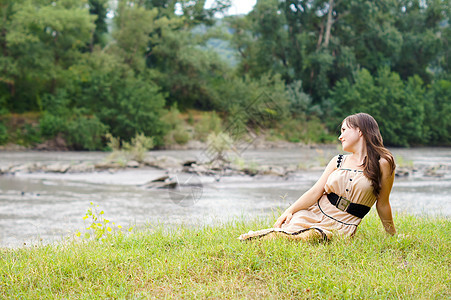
[324,0,334,48]
[316,21,325,50]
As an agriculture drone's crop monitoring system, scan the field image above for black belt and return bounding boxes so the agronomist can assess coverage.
[327,193,371,219]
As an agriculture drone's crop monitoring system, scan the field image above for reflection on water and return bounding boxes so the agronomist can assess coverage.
[0,147,450,247]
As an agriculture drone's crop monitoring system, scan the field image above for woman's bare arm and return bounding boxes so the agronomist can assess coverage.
[274,155,339,228]
[375,158,396,235]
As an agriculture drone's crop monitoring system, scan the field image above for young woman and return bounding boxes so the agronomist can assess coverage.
[239,113,396,241]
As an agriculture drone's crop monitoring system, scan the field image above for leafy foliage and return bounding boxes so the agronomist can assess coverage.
[329,68,431,146]
[4,0,95,112]
[65,114,108,150]
[194,111,222,142]
[206,131,234,162]
[88,0,109,48]
[210,73,290,128]
[0,122,8,145]
[105,133,154,164]
[39,113,68,139]
[423,78,451,145]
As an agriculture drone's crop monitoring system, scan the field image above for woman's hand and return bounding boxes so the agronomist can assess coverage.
[274,211,293,228]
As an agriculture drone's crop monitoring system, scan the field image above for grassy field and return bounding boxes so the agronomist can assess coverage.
[0,213,449,299]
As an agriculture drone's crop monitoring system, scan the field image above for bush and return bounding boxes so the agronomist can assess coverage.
[122,133,154,162]
[13,123,41,146]
[0,123,8,145]
[40,110,108,150]
[206,132,234,162]
[96,76,167,145]
[424,79,451,145]
[194,111,222,142]
[172,128,190,145]
[72,53,168,145]
[66,115,108,150]
[286,80,316,118]
[105,133,154,164]
[162,105,191,146]
[39,113,68,138]
[277,117,335,144]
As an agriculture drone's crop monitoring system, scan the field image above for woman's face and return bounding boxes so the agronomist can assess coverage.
[338,121,361,152]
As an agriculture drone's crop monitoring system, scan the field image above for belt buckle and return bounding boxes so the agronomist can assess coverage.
[336,196,351,211]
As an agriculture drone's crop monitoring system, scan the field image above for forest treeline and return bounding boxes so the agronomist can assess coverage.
[0,0,449,149]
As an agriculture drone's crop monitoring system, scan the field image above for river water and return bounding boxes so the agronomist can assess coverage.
[0,146,450,247]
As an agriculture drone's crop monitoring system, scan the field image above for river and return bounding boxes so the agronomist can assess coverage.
[0,146,450,247]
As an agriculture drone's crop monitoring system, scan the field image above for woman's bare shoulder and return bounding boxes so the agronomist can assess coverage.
[328,154,341,167]
[379,157,394,176]
[331,154,340,161]
[379,157,389,165]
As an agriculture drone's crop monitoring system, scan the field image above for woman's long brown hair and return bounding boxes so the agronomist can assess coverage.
[344,113,395,197]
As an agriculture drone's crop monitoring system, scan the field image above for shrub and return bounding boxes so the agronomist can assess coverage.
[424,79,451,145]
[122,133,154,163]
[172,128,191,145]
[206,132,234,162]
[194,111,222,142]
[14,123,41,146]
[162,105,191,146]
[277,117,335,144]
[39,113,68,138]
[286,80,315,118]
[66,115,108,150]
[0,123,8,145]
[105,133,154,164]
[40,111,108,150]
[73,55,168,145]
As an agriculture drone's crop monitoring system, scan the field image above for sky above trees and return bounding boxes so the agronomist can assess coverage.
[205,0,256,16]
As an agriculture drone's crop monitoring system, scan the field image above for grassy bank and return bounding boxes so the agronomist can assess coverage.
[1,213,450,299]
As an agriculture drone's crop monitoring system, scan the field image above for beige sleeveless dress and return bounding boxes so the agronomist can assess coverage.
[240,155,377,241]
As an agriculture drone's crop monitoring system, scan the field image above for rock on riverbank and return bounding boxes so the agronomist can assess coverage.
[0,155,299,178]
[0,154,442,180]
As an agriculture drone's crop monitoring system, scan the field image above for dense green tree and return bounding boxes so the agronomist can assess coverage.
[0,0,16,122]
[392,0,445,81]
[229,0,448,104]
[424,78,451,144]
[228,0,347,102]
[111,0,233,110]
[67,50,168,144]
[88,0,109,49]
[4,0,95,111]
[329,68,427,146]
[113,2,159,72]
[209,73,290,129]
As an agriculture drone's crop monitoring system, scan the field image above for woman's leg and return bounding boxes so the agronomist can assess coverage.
[238,228,276,240]
[239,227,324,241]
[260,228,323,241]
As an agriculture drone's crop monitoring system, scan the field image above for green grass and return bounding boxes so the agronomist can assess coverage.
[0,213,450,299]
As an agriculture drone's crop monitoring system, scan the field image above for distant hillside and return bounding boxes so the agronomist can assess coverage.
[193,20,239,67]
[206,38,238,67]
